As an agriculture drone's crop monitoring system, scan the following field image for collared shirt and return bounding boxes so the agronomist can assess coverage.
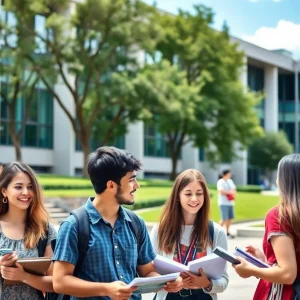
[53,197,156,300]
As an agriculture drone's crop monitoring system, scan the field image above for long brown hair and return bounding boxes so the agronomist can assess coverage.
[0,162,49,248]
[158,169,211,253]
[277,154,300,252]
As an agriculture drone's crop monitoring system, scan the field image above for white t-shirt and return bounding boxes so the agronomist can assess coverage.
[150,222,229,300]
[217,178,236,206]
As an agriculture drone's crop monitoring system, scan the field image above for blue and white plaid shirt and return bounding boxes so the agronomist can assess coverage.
[53,197,156,300]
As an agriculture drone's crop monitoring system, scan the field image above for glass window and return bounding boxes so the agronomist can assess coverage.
[144,124,170,158]
[199,148,205,162]
[38,126,53,148]
[24,124,38,147]
[0,82,53,148]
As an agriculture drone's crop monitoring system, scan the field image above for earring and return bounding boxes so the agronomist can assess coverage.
[3,197,7,203]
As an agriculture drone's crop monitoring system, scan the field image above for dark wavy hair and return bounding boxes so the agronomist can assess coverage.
[277,154,300,252]
[87,146,142,194]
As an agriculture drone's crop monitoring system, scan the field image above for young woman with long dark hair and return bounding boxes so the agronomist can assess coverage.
[150,169,229,300]
[233,154,300,299]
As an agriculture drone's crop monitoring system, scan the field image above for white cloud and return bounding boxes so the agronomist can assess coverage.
[248,0,283,2]
[242,20,300,58]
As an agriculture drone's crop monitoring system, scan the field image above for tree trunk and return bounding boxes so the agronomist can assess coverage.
[170,153,179,180]
[11,134,22,161]
[78,128,92,178]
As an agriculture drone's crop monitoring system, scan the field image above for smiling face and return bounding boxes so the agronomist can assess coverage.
[1,172,34,211]
[179,179,204,219]
[115,171,140,205]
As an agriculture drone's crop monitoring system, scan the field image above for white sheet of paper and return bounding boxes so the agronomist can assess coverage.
[128,272,180,294]
[187,253,226,279]
[153,255,188,275]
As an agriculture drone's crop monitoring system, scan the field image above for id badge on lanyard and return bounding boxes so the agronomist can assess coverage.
[177,237,197,265]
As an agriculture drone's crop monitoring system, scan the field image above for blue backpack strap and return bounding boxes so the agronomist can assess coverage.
[123,207,142,252]
[208,220,214,245]
[70,205,90,272]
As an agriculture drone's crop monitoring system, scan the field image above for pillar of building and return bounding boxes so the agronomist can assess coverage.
[181,141,199,172]
[125,121,145,178]
[53,81,76,176]
[264,65,278,132]
[231,58,248,185]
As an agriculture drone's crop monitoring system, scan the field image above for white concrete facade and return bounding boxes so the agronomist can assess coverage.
[0,8,299,185]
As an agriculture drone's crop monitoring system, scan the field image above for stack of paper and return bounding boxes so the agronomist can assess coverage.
[128,272,180,294]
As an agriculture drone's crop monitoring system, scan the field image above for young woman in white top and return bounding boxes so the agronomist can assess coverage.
[150,169,229,300]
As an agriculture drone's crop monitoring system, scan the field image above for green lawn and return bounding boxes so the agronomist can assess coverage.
[38,175,173,188]
[136,191,279,223]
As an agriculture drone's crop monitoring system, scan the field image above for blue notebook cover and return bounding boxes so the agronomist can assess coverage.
[234,247,269,268]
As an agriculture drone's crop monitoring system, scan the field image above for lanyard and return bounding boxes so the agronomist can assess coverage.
[177,237,197,266]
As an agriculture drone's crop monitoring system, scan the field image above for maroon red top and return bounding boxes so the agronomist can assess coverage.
[253,207,300,300]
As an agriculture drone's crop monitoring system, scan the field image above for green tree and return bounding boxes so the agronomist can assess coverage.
[0,9,39,161]
[5,0,160,175]
[141,5,263,179]
[249,131,293,183]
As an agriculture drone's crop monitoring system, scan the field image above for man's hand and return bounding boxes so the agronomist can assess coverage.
[181,269,211,289]
[0,252,18,267]
[106,281,137,300]
[1,262,26,282]
[163,276,183,293]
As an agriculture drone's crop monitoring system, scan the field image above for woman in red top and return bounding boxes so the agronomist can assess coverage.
[233,154,300,300]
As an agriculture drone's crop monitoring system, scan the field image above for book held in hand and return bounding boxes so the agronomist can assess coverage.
[153,254,226,280]
[4,257,52,285]
[213,246,269,268]
[128,272,180,294]
[234,247,269,268]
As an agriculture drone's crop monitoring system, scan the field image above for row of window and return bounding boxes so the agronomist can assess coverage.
[0,82,54,148]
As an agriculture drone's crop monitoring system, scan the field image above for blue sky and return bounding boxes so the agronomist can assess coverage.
[144,0,300,58]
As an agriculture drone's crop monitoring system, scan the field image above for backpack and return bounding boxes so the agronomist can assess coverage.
[37,206,142,300]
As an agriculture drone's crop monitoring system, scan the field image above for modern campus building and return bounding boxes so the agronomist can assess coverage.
[0,5,299,185]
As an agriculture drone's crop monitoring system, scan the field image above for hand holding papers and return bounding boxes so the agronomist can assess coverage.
[154,254,226,280]
[128,272,180,294]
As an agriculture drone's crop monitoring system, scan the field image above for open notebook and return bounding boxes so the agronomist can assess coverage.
[4,257,52,285]
[154,254,226,280]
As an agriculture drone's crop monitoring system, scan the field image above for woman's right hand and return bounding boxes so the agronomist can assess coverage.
[245,246,266,262]
[0,252,18,267]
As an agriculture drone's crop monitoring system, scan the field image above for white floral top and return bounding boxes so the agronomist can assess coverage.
[0,223,57,300]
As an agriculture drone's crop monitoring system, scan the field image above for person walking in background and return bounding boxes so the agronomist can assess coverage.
[232,154,300,299]
[217,170,236,239]
[0,162,56,299]
[52,146,182,300]
[150,169,228,300]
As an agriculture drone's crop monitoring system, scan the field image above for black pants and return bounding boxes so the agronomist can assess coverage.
[165,289,212,300]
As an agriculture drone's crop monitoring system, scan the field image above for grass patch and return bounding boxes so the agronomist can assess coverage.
[137,191,279,223]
